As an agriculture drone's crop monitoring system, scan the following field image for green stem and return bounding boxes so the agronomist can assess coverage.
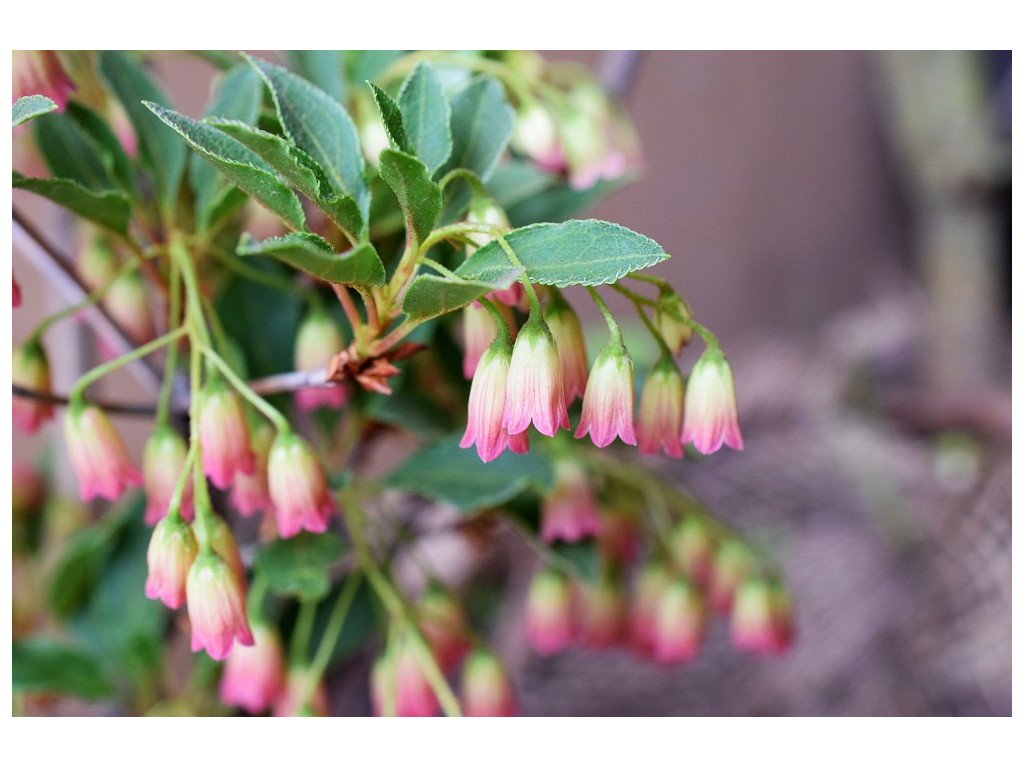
[155,257,182,425]
[615,284,672,358]
[290,599,318,666]
[304,573,363,699]
[247,572,270,625]
[628,272,672,290]
[436,168,490,198]
[492,231,541,313]
[188,329,216,549]
[611,283,721,349]
[69,327,186,403]
[477,297,512,347]
[199,343,289,432]
[586,285,623,345]
[417,256,460,280]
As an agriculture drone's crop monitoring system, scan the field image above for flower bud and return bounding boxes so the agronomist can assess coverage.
[220,623,286,714]
[511,101,564,172]
[104,270,155,344]
[545,294,589,403]
[629,562,670,657]
[63,403,143,501]
[204,513,246,587]
[731,576,794,656]
[525,568,575,655]
[461,301,497,379]
[77,234,118,291]
[460,334,529,463]
[229,418,275,517]
[461,648,518,717]
[637,356,685,458]
[145,513,198,609]
[708,537,756,615]
[13,339,54,433]
[575,340,637,448]
[186,551,254,661]
[142,425,194,525]
[653,577,705,664]
[294,308,348,412]
[654,288,694,355]
[503,313,569,437]
[680,348,744,454]
[273,666,329,717]
[581,576,628,649]
[199,378,255,490]
[267,430,334,538]
[418,586,471,672]
[669,515,715,586]
[371,637,440,717]
[541,459,602,544]
[13,50,75,109]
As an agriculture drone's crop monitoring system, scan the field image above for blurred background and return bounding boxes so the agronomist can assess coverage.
[13,50,1012,715]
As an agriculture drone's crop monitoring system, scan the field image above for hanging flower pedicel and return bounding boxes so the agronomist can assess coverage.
[637,355,685,458]
[503,308,569,438]
[575,338,637,448]
[145,513,198,610]
[12,339,54,433]
[680,347,744,454]
[63,403,143,502]
[185,551,254,661]
[267,429,335,538]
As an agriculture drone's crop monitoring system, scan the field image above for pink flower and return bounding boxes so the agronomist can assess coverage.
[418,587,471,672]
[637,356,685,458]
[13,339,54,433]
[273,667,329,717]
[220,623,286,714]
[669,515,715,586]
[267,430,334,538]
[206,513,247,587]
[581,578,628,649]
[186,552,254,661]
[730,576,795,656]
[503,315,569,437]
[143,425,194,525]
[63,404,143,502]
[653,577,705,664]
[294,308,348,412]
[230,418,275,517]
[525,569,575,655]
[144,513,198,609]
[199,380,255,490]
[462,648,518,717]
[629,563,670,658]
[545,294,589,403]
[575,340,637,447]
[13,51,75,109]
[680,349,744,454]
[371,639,439,717]
[511,101,564,173]
[461,301,497,379]
[541,460,602,544]
[104,271,155,344]
[708,538,755,615]
[460,336,531,463]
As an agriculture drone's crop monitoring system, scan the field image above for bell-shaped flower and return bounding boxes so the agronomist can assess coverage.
[418,586,471,672]
[220,623,287,714]
[143,425,194,525]
[186,551,254,661]
[541,459,602,544]
[144,513,198,609]
[708,537,756,615]
[460,333,529,462]
[575,339,637,447]
[680,348,744,454]
[730,575,795,656]
[199,377,255,490]
[294,308,348,412]
[525,568,575,655]
[504,312,569,437]
[461,648,518,717]
[629,562,670,658]
[371,637,439,717]
[668,514,716,586]
[653,577,706,664]
[267,429,335,538]
[13,339,54,433]
[461,301,497,379]
[545,293,589,404]
[581,577,628,649]
[637,356,685,458]
[653,288,695,355]
[229,418,274,517]
[63,403,143,502]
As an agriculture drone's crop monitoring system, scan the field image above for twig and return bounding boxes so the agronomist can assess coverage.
[13,384,159,417]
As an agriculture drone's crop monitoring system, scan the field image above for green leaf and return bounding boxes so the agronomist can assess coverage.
[398,62,452,175]
[247,55,369,229]
[386,434,553,512]
[457,219,669,287]
[402,269,522,321]
[13,94,57,127]
[238,232,385,286]
[368,82,411,155]
[13,172,131,236]
[253,532,344,602]
[437,76,514,182]
[287,50,347,106]
[191,64,263,231]
[550,540,601,584]
[33,111,116,191]
[348,51,405,85]
[65,102,137,197]
[98,51,185,214]
[211,119,364,239]
[378,148,441,246]
[143,102,307,232]
[47,527,117,620]
[13,639,112,700]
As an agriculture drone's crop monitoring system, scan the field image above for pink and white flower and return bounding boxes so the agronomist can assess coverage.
[541,460,602,544]
[144,513,198,609]
[13,51,75,109]
[503,315,569,437]
[460,337,529,463]
[371,639,439,717]
[730,576,795,656]
[637,356,685,458]
[525,568,575,655]
[13,339,54,433]
[629,563,670,658]
[220,623,286,714]
[229,418,274,517]
[575,340,637,447]
[418,587,471,672]
[668,515,715,586]
[63,404,143,502]
[461,301,497,380]
[143,425,194,525]
[545,295,589,403]
[186,552,254,661]
[581,578,628,649]
[680,349,744,454]
[708,538,755,615]
[199,380,255,490]
[461,648,518,717]
[294,308,348,412]
[267,430,334,538]
[653,577,705,664]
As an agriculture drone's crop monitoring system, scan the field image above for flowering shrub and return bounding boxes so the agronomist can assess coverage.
[12,50,792,716]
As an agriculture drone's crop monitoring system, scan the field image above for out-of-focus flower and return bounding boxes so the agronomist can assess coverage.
[199,378,255,490]
[230,418,275,518]
[575,340,637,448]
[418,586,471,672]
[504,313,569,437]
[63,403,142,502]
[13,339,54,433]
[186,551,254,661]
[220,623,287,714]
[630,562,670,658]
[680,348,744,454]
[267,430,335,538]
[145,513,198,610]
[669,515,716,586]
[637,356,685,458]
[273,667,329,717]
[708,537,756,615]
[597,509,641,567]
[105,271,155,344]
[525,568,575,655]
[294,308,348,412]
[12,461,45,520]
[461,648,518,717]
[541,459,602,544]
[371,638,439,717]
[13,50,75,109]
[581,577,628,649]
[653,577,705,664]
[731,576,795,656]
[143,425,194,525]
[511,101,564,172]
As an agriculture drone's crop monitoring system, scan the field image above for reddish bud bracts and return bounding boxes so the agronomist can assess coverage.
[525,568,575,655]
[575,341,637,447]
[462,648,518,717]
[680,349,744,454]
[512,101,564,172]
[294,309,348,412]
[709,538,756,615]
[63,404,143,502]
[273,667,329,717]
[581,577,628,649]
[629,563,670,657]
[545,294,589,403]
[185,551,254,661]
[653,577,705,664]
[13,50,75,109]
[143,425,194,525]
[267,430,334,539]
[654,289,695,355]
[13,339,54,433]
[637,356,685,458]
[669,515,716,586]
[461,338,529,462]
[731,576,795,656]
[504,315,569,437]
[144,513,198,610]
[541,460,602,544]
[199,380,255,490]
[461,301,497,379]
[418,587,471,672]
[220,623,286,714]
[229,418,274,517]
